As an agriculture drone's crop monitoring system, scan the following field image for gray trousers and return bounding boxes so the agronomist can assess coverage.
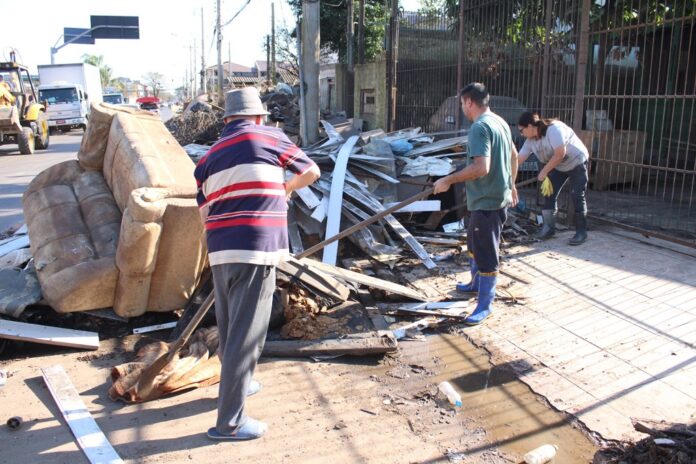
[212,263,275,435]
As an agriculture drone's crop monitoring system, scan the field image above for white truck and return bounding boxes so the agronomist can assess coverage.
[37,63,103,132]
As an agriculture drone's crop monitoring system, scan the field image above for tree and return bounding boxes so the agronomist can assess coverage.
[82,54,113,89]
[287,0,389,62]
[143,72,165,97]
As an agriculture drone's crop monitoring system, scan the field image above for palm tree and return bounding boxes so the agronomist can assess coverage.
[82,54,113,89]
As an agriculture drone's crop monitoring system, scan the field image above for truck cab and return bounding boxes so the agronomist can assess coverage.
[103,93,124,105]
[38,81,89,132]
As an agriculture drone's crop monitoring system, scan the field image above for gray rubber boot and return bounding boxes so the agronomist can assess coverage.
[536,209,556,239]
[569,213,588,245]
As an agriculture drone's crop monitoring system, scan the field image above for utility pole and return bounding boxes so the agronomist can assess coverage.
[266,35,271,85]
[346,0,354,72]
[271,2,276,85]
[193,38,197,96]
[189,45,194,99]
[228,42,231,87]
[201,7,207,95]
[301,0,320,144]
[216,0,224,104]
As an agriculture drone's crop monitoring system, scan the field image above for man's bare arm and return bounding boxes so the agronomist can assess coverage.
[286,164,321,198]
[432,156,489,194]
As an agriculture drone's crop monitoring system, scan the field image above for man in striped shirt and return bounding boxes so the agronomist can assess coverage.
[195,87,320,441]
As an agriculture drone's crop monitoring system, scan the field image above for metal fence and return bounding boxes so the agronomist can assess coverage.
[394,1,696,245]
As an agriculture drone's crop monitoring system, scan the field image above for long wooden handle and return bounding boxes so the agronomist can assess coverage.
[166,291,214,361]
[297,187,435,259]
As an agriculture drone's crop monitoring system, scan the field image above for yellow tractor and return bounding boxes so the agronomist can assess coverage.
[0,59,49,154]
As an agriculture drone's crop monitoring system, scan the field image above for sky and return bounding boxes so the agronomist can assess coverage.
[0,0,422,92]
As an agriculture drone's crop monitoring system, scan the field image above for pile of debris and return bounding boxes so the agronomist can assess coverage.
[164,100,224,147]
[284,121,470,270]
[596,420,696,463]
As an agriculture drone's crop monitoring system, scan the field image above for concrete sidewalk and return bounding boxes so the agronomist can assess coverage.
[469,229,696,441]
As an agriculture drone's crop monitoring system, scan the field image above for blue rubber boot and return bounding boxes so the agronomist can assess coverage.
[465,274,497,326]
[456,258,479,293]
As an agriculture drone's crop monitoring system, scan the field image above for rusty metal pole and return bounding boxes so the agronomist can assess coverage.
[386,0,399,132]
[540,0,552,114]
[573,0,591,132]
[455,0,465,131]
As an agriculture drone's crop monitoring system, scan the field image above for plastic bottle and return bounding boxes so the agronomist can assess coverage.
[437,381,462,408]
[523,444,558,464]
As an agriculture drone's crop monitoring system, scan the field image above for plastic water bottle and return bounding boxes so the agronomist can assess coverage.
[523,444,558,464]
[437,381,462,408]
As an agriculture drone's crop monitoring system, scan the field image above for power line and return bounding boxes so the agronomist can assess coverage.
[221,0,252,29]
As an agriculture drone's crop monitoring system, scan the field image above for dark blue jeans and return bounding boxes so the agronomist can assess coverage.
[467,208,507,274]
[542,162,588,214]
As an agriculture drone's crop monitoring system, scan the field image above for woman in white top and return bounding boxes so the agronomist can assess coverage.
[517,111,589,245]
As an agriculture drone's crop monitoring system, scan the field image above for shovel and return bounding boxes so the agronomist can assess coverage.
[136,290,215,399]
[135,187,434,399]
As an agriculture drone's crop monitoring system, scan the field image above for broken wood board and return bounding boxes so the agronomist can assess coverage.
[0,235,30,257]
[41,364,123,464]
[391,305,469,339]
[342,183,436,269]
[278,257,351,301]
[322,135,360,265]
[299,258,427,302]
[379,307,469,320]
[383,200,441,213]
[412,236,462,246]
[0,320,99,350]
[263,332,397,357]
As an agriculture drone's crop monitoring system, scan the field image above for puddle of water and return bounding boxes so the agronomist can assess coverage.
[403,333,598,463]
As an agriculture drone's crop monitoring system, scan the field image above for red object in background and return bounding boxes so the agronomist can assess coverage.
[135,96,160,104]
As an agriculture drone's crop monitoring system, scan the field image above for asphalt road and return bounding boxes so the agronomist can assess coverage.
[0,131,80,232]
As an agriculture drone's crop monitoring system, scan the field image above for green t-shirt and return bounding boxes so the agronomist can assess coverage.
[465,111,513,211]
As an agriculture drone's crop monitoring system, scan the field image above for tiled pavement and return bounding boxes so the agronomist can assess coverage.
[467,230,696,441]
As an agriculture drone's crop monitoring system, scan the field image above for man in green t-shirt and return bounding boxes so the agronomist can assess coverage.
[433,82,518,325]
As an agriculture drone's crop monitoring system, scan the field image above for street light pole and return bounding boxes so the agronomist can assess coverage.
[216,0,224,105]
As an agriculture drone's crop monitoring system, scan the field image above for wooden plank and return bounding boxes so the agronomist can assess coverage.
[383,200,441,213]
[262,332,397,357]
[322,135,360,265]
[0,235,30,257]
[0,320,99,350]
[41,365,123,464]
[383,301,470,310]
[278,256,351,301]
[381,307,470,320]
[391,305,469,339]
[299,258,427,301]
[412,236,461,246]
[342,183,436,269]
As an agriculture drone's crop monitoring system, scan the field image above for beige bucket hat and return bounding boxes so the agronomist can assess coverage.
[222,87,269,119]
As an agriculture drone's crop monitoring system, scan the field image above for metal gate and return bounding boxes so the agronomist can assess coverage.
[394,1,696,245]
